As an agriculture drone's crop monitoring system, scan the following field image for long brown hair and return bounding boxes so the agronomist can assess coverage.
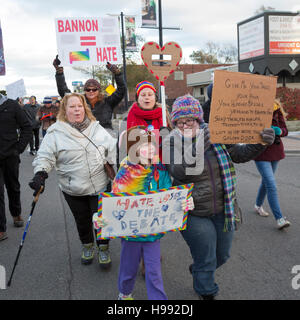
[57,93,96,122]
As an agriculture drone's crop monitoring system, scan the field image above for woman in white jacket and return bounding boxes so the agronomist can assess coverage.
[29,93,116,268]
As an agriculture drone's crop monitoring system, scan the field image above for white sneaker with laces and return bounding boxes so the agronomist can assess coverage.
[277,217,290,230]
[254,205,269,217]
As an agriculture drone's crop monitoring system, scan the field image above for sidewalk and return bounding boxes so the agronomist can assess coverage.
[282,131,300,155]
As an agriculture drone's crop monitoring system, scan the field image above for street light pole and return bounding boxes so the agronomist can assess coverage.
[120,12,129,110]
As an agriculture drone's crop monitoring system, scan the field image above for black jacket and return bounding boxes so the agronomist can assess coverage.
[23,103,41,129]
[0,98,32,160]
[164,125,266,217]
[55,71,126,129]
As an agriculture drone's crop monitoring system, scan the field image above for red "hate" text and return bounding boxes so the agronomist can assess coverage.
[96,47,118,62]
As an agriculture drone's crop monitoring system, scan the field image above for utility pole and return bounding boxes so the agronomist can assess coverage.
[120,12,129,110]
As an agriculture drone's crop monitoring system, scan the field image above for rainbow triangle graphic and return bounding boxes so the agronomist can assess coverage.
[69,49,90,64]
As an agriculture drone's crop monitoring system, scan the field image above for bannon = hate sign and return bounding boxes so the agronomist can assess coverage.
[55,17,122,66]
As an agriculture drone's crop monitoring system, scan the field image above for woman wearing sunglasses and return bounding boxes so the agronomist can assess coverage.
[53,56,126,132]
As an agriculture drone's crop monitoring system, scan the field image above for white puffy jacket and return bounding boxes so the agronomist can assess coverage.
[33,120,117,196]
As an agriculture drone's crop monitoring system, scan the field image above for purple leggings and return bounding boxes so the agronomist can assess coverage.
[118,239,167,300]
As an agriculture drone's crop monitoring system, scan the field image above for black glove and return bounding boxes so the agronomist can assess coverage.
[260,128,275,145]
[29,171,48,196]
[106,62,120,75]
[53,55,64,74]
[53,55,61,69]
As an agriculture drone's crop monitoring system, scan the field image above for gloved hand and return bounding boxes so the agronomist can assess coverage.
[29,171,48,196]
[181,196,195,211]
[260,128,275,145]
[53,55,64,74]
[106,62,120,75]
[92,213,108,229]
[271,125,282,136]
[53,55,61,69]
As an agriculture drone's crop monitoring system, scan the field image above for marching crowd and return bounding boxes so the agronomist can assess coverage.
[0,56,291,300]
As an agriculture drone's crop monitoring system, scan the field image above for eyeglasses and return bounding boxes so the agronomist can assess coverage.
[85,88,98,92]
[176,119,196,128]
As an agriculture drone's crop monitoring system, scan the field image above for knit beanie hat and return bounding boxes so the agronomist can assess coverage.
[171,94,204,125]
[43,96,52,104]
[136,81,156,97]
[126,125,156,160]
[84,79,101,91]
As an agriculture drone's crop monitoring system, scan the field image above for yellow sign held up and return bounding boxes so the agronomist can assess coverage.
[105,84,116,96]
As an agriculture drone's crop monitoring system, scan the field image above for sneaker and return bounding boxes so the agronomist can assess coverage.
[0,232,8,241]
[277,217,290,230]
[13,216,24,228]
[98,244,112,269]
[118,292,134,300]
[254,205,269,217]
[29,150,35,155]
[81,243,94,265]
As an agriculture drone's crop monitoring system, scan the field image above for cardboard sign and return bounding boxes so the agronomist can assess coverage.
[55,17,122,66]
[141,41,182,81]
[5,79,26,100]
[209,70,277,144]
[96,184,194,240]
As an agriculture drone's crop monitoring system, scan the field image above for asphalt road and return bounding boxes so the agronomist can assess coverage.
[0,151,299,300]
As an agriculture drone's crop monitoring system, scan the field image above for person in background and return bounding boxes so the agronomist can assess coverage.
[29,93,116,267]
[23,95,41,155]
[163,94,275,300]
[0,94,32,241]
[53,99,60,110]
[254,99,290,230]
[202,83,213,123]
[36,97,58,137]
[16,97,24,107]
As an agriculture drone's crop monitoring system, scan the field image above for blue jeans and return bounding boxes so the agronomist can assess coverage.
[181,213,234,296]
[255,161,283,220]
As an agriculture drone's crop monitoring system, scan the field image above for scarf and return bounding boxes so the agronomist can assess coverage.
[68,116,91,132]
[127,102,163,130]
[112,157,165,193]
[212,144,237,231]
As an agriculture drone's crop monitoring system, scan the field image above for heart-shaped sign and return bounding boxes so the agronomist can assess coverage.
[141,41,182,82]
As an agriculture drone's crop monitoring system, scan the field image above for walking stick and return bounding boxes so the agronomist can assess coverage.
[7,186,44,287]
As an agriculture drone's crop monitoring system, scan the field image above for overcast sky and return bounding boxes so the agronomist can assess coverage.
[1,0,300,101]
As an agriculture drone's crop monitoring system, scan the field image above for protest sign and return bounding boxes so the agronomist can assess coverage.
[96,184,194,240]
[0,21,5,76]
[55,17,122,66]
[209,70,277,144]
[5,79,26,100]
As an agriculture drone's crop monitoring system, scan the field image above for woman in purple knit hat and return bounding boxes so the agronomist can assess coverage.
[163,94,276,300]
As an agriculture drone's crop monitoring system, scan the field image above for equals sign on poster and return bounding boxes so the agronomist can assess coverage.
[80,36,96,46]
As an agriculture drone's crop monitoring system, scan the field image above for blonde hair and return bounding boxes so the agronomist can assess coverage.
[274,99,288,120]
[57,93,96,122]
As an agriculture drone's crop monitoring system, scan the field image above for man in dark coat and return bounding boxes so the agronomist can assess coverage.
[0,94,32,241]
[23,95,41,155]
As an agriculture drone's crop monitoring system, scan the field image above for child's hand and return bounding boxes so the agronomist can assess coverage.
[92,212,108,229]
[181,197,194,211]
